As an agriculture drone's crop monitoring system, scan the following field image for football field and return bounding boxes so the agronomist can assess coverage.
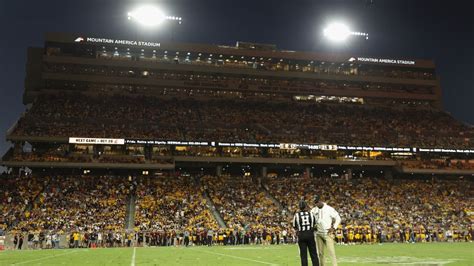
[0,242,472,265]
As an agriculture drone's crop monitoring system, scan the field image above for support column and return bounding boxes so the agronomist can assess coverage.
[261,166,268,178]
[346,168,353,180]
[144,145,152,160]
[216,165,223,177]
[305,167,311,178]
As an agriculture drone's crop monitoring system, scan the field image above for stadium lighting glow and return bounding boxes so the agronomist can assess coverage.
[323,22,369,42]
[324,23,351,42]
[128,6,166,26]
[128,5,182,27]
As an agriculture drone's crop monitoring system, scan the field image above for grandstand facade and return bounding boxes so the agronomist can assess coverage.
[2,32,472,176]
[1,33,473,248]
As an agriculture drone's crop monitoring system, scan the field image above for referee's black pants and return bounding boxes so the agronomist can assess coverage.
[298,231,319,266]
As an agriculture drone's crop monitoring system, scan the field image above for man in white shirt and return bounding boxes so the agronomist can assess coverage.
[97,232,103,248]
[311,195,341,266]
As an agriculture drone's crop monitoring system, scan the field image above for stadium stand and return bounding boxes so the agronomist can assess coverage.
[0,174,47,230]
[134,175,219,232]
[2,172,472,248]
[13,175,130,233]
[9,94,473,148]
[2,34,473,250]
[201,175,288,231]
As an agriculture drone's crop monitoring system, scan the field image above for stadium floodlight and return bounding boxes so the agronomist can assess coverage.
[127,5,182,27]
[323,23,351,42]
[323,22,369,42]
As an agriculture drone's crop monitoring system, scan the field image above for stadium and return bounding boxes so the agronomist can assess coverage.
[1,2,473,266]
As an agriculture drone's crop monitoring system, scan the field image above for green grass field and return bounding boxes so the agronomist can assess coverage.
[0,242,473,266]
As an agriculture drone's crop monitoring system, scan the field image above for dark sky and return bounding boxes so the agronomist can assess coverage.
[0,0,473,167]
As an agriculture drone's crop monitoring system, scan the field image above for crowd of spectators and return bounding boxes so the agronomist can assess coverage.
[265,175,473,243]
[12,94,180,140]
[13,175,131,233]
[265,176,373,224]
[201,175,288,233]
[134,176,219,232]
[2,172,472,249]
[401,159,474,170]
[349,178,473,229]
[133,175,296,248]
[10,94,473,149]
[0,173,46,230]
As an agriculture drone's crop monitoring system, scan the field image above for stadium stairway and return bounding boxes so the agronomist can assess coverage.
[202,192,227,228]
[125,184,137,230]
[195,176,227,228]
[7,175,50,230]
[255,123,272,135]
[259,178,292,218]
[1,148,13,162]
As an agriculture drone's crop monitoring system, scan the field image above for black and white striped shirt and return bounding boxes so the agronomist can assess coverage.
[293,211,316,232]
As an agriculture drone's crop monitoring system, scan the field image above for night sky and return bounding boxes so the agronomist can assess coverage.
[0,0,473,169]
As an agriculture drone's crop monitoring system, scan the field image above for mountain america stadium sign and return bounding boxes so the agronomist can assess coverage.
[74,37,161,48]
[348,57,415,65]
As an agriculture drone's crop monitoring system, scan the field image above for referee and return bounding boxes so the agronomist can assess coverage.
[293,199,319,266]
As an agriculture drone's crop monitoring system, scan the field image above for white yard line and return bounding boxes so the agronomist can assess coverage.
[11,250,80,265]
[199,249,279,265]
[131,247,136,266]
